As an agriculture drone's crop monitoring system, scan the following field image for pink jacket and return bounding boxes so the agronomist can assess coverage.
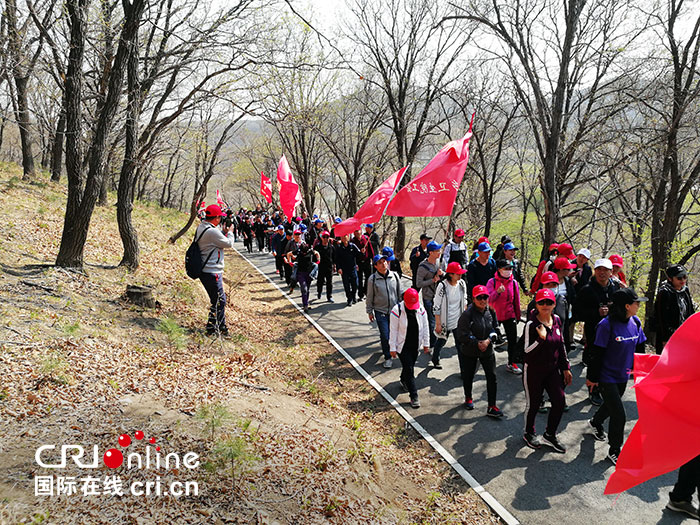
[487,272,521,322]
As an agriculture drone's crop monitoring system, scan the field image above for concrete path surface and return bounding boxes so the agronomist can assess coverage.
[238,248,691,525]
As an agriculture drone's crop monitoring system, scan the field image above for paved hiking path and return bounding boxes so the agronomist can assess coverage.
[240,248,689,525]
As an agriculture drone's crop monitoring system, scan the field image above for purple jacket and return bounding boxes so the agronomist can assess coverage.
[523,311,570,371]
[487,272,521,322]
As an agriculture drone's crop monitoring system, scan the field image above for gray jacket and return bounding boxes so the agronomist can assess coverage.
[196,221,233,274]
[366,270,402,315]
[415,259,440,302]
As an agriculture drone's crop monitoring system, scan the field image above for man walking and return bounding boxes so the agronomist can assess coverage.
[366,254,402,369]
[315,231,335,302]
[415,241,443,349]
[409,234,432,288]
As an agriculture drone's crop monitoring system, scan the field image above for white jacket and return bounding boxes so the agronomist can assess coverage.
[389,302,430,354]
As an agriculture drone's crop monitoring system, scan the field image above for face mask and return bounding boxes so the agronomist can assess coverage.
[499,269,512,278]
[550,255,557,261]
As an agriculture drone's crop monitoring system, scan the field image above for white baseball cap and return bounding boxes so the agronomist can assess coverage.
[577,248,591,259]
[594,258,613,270]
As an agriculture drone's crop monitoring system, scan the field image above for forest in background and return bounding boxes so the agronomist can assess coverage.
[1,0,700,329]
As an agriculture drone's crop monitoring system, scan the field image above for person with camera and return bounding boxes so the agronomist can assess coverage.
[454,284,503,418]
[521,288,572,452]
[196,205,234,336]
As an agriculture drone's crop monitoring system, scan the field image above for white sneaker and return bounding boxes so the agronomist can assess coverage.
[507,363,523,375]
[383,358,393,369]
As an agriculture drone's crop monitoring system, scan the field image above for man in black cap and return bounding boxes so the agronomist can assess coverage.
[409,234,432,289]
[654,264,694,355]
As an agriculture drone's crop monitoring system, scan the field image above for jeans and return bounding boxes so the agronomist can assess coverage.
[591,382,627,454]
[297,270,312,307]
[501,318,518,364]
[199,272,227,334]
[340,268,358,302]
[374,311,391,360]
[423,299,436,348]
[523,365,565,435]
[458,349,497,406]
[670,454,700,503]
[316,267,333,299]
[398,346,419,398]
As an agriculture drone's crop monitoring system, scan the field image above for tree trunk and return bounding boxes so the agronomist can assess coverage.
[56,0,146,269]
[50,109,66,182]
[117,33,141,270]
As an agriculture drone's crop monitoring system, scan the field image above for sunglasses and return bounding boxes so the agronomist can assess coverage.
[537,299,555,306]
[475,295,489,301]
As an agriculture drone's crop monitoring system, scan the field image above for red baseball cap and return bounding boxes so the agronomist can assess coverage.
[472,285,488,298]
[293,229,302,235]
[205,204,226,218]
[536,288,556,303]
[609,254,624,267]
[540,271,560,284]
[446,262,467,275]
[454,229,466,237]
[321,231,331,238]
[403,288,420,310]
[548,243,560,253]
[478,236,490,244]
[553,257,576,270]
[558,243,574,258]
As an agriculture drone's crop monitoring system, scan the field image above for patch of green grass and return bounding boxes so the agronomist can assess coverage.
[61,321,80,335]
[39,353,71,385]
[173,280,197,302]
[197,402,232,442]
[5,176,20,191]
[107,378,120,390]
[156,316,186,349]
[315,440,336,471]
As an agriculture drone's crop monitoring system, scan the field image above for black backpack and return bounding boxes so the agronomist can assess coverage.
[185,226,214,279]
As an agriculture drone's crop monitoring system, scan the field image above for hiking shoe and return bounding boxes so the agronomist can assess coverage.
[563,401,570,412]
[383,358,393,369]
[399,380,408,392]
[328,296,335,303]
[589,390,603,406]
[607,450,619,465]
[542,432,566,453]
[303,306,309,313]
[410,397,421,409]
[507,363,523,375]
[523,432,542,449]
[666,500,700,519]
[346,299,352,307]
[464,398,474,410]
[588,419,607,442]
[487,406,504,418]
[538,400,549,413]
[317,292,322,300]
[432,359,443,370]
[351,298,357,304]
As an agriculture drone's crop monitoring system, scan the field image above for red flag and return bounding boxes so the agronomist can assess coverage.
[386,123,473,218]
[277,155,302,219]
[216,190,224,208]
[605,312,700,494]
[334,166,408,237]
[260,172,272,204]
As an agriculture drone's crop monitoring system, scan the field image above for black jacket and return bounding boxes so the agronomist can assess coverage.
[654,281,694,350]
[454,305,499,357]
[574,278,620,347]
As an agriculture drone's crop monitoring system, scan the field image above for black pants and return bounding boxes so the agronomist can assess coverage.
[256,235,265,251]
[340,268,357,302]
[275,254,285,276]
[591,382,627,454]
[458,349,497,406]
[199,272,227,334]
[398,346,419,399]
[243,236,253,253]
[523,365,565,435]
[502,318,518,365]
[316,267,333,299]
[670,454,700,503]
[357,260,371,299]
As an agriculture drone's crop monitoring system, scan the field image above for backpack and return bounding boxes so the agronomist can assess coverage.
[185,226,214,279]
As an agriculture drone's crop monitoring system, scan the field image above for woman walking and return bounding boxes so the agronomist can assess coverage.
[432,262,468,369]
[389,289,430,408]
[487,259,522,375]
[522,288,573,452]
[286,242,319,313]
[587,288,647,465]
[454,285,503,418]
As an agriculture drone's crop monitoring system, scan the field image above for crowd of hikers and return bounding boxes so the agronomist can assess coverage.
[191,203,699,520]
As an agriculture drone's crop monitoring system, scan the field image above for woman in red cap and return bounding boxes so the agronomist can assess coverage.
[390,289,430,408]
[609,254,627,288]
[454,284,503,418]
[432,262,468,369]
[530,244,560,294]
[522,288,572,452]
[487,259,522,374]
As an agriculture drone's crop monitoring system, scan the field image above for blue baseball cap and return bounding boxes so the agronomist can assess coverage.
[381,247,395,261]
[503,242,517,251]
[477,242,492,252]
[372,254,387,265]
[312,214,318,218]
[276,225,284,230]
[300,224,308,231]
[314,218,323,224]
[365,223,374,228]
[334,217,342,223]
[426,241,441,252]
